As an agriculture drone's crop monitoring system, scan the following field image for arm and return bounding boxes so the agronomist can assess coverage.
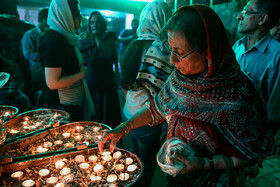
[45,65,87,90]
[98,107,153,152]
[175,153,255,174]
[21,31,40,62]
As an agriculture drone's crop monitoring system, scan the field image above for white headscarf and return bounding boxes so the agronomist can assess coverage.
[137,1,172,40]
[47,0,79,46]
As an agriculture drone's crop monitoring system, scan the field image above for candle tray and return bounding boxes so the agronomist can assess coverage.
[0,105,19,122]
[3,108,71,144]
[0,147,143,187]
[0,121,111,163]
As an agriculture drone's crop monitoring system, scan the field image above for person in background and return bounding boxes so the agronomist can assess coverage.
[21,8,49,107]
[99,5,274,186]
[79,11,121,128]
[120,1,172,186]
[39,0,88,121]
[232,0,280,137]
[118,19,139,62]
[270,17,280,41]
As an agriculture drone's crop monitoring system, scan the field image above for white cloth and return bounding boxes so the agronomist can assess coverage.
[48,0,79,46]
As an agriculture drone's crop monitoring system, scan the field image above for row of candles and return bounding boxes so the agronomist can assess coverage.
[10,151,138,187]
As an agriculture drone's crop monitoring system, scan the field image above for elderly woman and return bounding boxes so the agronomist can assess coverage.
[39,0,88,121]
[99,5,274,186]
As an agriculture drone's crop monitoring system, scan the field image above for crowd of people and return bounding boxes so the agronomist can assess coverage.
[1,0,280,186]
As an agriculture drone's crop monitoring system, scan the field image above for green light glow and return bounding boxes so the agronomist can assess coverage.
[129,0,154,2]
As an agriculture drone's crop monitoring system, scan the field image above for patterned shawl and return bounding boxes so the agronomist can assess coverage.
[137,1,172,40]
[154,5,274,159]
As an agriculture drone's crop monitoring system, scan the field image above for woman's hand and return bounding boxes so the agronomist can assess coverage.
[98,125,125,153]
[174,153,209,174]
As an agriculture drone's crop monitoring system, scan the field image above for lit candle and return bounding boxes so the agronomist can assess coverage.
[54,140,63,145]
[102,151,112,161]
[75,155,85,163]
[88,155,98,162]
[119,173,129,181]
[4,111,10,116]
[75,126,84,132]
[9,129,18,134]
[11,171,23,181]
[53,113,59,119]
[54,183,65,187]
[90,175,101,182]
[93,164,103,172]
[83,141,89,146]
[37,146,48,153]
[107,174,117,183]
[84,134,92,140]
[113,151,122,160]
[115,164,124,172]
[92,126,100,132]
[23,116,30,121]
[22,179,35,187]
[43,142,53,148]
[30,125,36,130]
[74,135,82,141]
[60,167,71,175]
[95,135,102,141]
[127,164,137,173]
[55,161,65,169]
[23,124,30,130]
[125,157,133,165]
[46,177,58,185]
[62,132,71,139]
[64,143,74,148]
[60,175,73,184]
[39,169,50,177]
[79,163,89,170]
[35,122,41,127]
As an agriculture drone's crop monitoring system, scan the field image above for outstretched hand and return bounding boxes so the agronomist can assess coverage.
[98,126,125,153]
[174,153,208,174]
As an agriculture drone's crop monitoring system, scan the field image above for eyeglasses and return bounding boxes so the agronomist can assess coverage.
[163,41,195,61]
[240,9,260,17]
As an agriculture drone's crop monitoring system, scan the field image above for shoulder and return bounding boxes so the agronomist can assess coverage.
[40,29,67,46]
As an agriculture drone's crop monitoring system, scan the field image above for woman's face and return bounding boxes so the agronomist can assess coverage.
[90,14,104,35]
[167,30,208,76]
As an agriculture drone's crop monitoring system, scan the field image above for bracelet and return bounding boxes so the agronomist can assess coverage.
[208,157,215,171]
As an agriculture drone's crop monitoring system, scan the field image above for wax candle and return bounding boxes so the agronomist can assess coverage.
[95,135,102,141]
[113,151,122,160]
[107,174,117,183]
[54,183,65,187]
[64,143,74,148]
[119,173,129,181]
[74,135,82,141]
[43,142,53,148]
[127,164,137,173]
[30,125,36,130]
[9,129,18,134]
[92,126,100,132]
[4,111,10,116]
[22,179,35,187]
[83,141,89,146]
[55,161,65,169]
[46,177,58,185]
[102,151,112,161]
[75,155,85,163]
[93,164,103,172]
[37,146,48,153]
[23,116,30,121]
[35,122,41,127]
[62,132,71,139]
[76,126,84,132]
[84,134,92,140]
[23,124,30,130]
[79,163,89,170]
[89,155,98,162]
[61,175,73,184]
[90,175,101,182]
[54,140,63,145]
[125,157,133,165]
[115,164,124,172]
[39,169,50,177]
[11,171,23,181]
[60,167,71,175]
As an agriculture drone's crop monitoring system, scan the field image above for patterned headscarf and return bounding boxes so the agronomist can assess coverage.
[154,5,274,159]
[47,0,79,46]
[137,1,172,40]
